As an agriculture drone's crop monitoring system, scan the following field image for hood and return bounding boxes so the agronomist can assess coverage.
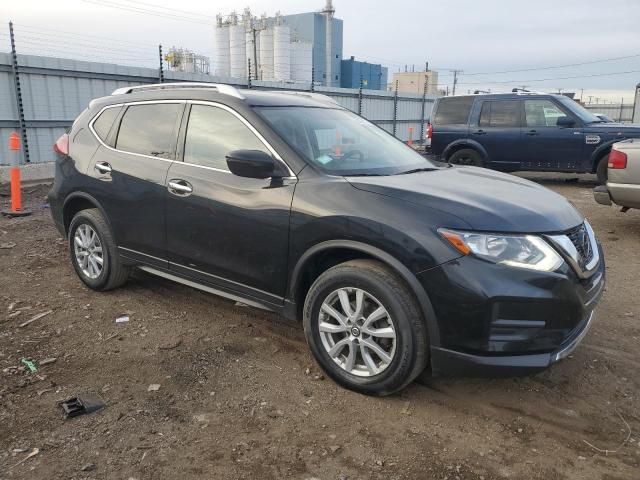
[346,166,583,233]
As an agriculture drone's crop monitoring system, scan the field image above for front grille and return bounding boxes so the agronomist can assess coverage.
[565,223,594,269]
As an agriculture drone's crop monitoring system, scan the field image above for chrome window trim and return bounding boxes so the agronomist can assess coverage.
[88,100,187,163]
[185,100,297,178]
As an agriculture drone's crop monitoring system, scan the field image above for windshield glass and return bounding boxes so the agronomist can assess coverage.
[255,106,436,175]
[555,95,602,123]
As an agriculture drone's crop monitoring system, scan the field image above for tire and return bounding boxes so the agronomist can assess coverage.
[448,148,485,167]
[596,154,609,184]
[303,259,428,396]
[68,208,129,291]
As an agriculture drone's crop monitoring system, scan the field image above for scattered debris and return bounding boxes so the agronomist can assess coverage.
[401,401,411,415]
[20,358,38,373]
[147,384,161,392]
[115,314,130,323]
[582,411,633,456]
[37,388,53,396]
[0,241,16,249]
[158,339,182,350]
[39,357,57,366]
[329,445,341,453]
[9,448,40,470]
[18,309,53,328]
[81,463,97,472]
[234,301,249,307]
[103,333,119,341]
[59,394,106,418]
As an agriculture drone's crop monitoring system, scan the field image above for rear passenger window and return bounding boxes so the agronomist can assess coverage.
[183,105,270,171]
[478,101,520,128]
[93,107,121,146]
[433,97,475,125]
[115,104,182,159]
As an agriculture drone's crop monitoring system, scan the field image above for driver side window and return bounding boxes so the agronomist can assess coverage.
[524,100,567,127]
[184,104,270,170]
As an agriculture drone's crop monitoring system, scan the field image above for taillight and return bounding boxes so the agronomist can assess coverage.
[608,149,627,169]
[427,123,433,139]
[54,133,69,156]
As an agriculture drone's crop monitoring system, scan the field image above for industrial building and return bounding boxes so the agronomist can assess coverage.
[164,47,210,74]
[213,1,342,86]
[341,56,388,90]
[389,70,439,96]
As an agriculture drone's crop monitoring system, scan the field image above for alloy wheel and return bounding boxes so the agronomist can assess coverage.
[73,224,104,279]
[318,287,397,377]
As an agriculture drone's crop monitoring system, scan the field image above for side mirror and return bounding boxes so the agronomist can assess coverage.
[556,116,576,127]
[226,150,276,179]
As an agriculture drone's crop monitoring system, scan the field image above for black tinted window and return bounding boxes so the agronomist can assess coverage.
[184,105,269,170]
[93,107,120,145]
[433,97,474,125]
[116,104,181,159]
[478,101,520,128]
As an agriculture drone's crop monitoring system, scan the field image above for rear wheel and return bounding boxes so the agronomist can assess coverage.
[596,154,609,184]
[68,208,130,291]
[303,260,428,396]
[448,148,485,167]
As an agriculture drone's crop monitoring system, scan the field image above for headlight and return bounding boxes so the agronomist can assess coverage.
[439,229,564,272]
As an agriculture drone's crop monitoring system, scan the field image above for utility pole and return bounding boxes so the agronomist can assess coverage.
[158,44,164,83]
[588,95,593,104]
[9,21,29,163]
[419,73,428,145]
[252,27,259,80]
[247,58,252,89]
[450,69,462,96]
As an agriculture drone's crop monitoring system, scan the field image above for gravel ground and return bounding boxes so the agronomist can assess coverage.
[1,174,639,480]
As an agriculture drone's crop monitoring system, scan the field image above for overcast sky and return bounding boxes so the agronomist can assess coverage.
[2,0,640,103]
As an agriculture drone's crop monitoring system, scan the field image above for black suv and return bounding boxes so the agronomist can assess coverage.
[49,83,605,395]
[429,92,640,183]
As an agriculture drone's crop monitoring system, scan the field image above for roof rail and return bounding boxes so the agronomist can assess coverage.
[111,82,245,100]
[274,91,338,105]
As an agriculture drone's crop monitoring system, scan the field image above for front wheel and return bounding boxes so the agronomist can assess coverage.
[303,260,428,396]
[596,154,609,184]
[448,148,485,167]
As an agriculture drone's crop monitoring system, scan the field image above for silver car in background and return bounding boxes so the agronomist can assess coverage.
[594,139,640,211]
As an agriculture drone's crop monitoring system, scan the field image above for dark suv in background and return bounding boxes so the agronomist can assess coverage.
[429,93,640,183]
[49,83,604,396]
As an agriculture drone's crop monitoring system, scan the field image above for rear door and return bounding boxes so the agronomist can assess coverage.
[522,98,584,170]
[471,99,523,168]
[431,96,474,155]
[165,102,296,306]
[87,101,185,268]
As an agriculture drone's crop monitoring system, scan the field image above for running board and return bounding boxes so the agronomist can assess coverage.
[137,266,273,312]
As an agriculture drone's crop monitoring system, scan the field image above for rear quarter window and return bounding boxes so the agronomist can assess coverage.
[92,106,121,146]
[433,97,475,125]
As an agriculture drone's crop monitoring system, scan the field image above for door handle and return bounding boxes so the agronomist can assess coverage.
[94,161,112,174]
[168,179,193,196]
[473,129,486,135]
[525,130,539,136]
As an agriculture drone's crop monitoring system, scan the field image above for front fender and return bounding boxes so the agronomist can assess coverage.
[287,239,442,347]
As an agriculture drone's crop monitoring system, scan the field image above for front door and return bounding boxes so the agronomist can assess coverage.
[87,101,185,268]
[472,99,523,169]
[522,98,584,170]
[165,103,296,306]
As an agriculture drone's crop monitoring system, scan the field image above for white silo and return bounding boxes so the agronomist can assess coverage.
[273,17,291,82]
[290,41,313,83]
[229,13,246,79]
[214,15,230,77]
[259,25,274,81]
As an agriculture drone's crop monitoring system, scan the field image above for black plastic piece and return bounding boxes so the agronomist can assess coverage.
[60,394,105,418]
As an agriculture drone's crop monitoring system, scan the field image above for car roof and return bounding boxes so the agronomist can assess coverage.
[438,92,562,101]
[90,83,342,110]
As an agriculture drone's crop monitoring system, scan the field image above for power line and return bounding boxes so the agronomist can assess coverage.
[456,69,640,86]
[120,0,216,19]
[461,53,640,76]
[80,0,215,25]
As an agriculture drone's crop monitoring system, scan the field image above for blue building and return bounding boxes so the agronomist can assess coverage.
[340,56,388,90]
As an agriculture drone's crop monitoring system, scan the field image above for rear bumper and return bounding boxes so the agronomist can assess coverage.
[593,185,612,206]
[595,182,640,209]
[430,311,595,376]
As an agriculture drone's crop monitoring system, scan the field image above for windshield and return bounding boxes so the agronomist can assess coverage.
[255,106,436,175]
[555,95,602,124]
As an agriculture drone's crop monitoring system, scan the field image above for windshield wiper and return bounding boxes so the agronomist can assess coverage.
[395,167,437,175]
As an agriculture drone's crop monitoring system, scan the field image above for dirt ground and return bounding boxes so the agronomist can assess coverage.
[1,175,639,480]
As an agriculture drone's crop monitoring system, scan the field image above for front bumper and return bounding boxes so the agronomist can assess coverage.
[419,247,605,377]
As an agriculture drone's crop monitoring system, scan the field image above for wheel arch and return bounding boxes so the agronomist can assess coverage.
[287,240,441,347]
[62,192,113,236]
[590,142,615,172]
[442,139,488,163]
